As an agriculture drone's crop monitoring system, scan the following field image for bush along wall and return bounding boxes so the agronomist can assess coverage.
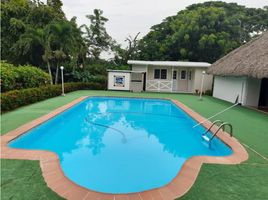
[1,82,105,112]
[1,61,51,92]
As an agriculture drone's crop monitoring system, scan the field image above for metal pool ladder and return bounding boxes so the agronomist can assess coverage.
[202,120,233,143]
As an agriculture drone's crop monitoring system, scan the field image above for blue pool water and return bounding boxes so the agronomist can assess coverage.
[9,97,232,193]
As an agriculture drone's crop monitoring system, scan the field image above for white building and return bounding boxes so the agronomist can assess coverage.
[207,32,268,108]
[107,69,145,92]
[107,60,213,93]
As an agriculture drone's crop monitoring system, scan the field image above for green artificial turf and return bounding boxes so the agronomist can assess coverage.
[1,90,268,200]
[1,159,64,200]
[179,164,268,200]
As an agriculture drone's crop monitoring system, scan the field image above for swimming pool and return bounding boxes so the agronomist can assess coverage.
[9,97,232,193]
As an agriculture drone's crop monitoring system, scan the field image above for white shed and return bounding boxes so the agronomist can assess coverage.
[207,32,268,108]
[107,70,145,92]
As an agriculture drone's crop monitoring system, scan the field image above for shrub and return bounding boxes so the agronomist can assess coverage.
[72,70,107,84]
[1,61,50,92]
[14,66,50,89]
[1,62,17,92]
[1,82,105,112]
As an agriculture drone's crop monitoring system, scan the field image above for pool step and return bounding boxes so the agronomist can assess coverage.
[202,135,210,142]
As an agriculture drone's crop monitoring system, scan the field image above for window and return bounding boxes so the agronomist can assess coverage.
[188,71,192,80]
[154,69,167,79]
[180,70,187,80]
[154,69,160,79]
[161,69,167,79]
[173,71,177,79]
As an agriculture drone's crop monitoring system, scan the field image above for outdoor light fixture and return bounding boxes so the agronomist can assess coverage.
[199,71,206,101]
[60,66,65,96]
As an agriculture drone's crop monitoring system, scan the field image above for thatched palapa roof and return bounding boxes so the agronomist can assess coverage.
[207,32,268,79]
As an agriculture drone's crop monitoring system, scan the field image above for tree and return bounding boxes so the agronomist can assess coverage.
[81,9,112,59]
[49,21,74,84]
[137,1,268,63]
[1,0,29,62]
[10,24,55,79]
[1,0,88,84]
[12,21,75,84]
[112,32,141,64]
[68,17,88,72]
[1,0,66,66]
[47,0,65,19]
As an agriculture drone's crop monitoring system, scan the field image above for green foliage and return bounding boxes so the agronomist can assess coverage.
[0,62,17,92]
[1,0,66,65]
[109,65,130,70]
[3,0,267,78]
[72,62,108,83]
[47,0,65,19]
[112,33,141,65]
[1,0,89,86]
[73,71,107,83]
[137,1,268,62]
[1,61,50,92]
[1,82,105,112]
[14,66,50,90]
[81,9,113,59]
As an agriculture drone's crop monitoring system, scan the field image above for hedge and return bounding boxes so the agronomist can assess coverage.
[1,61,50,92]
[1,82,105,112]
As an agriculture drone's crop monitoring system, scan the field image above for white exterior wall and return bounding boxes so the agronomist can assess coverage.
[108,72,131,91]
[193,69,213,93]
[132,65,147,72]
[213,76,261,106]
[146,66,173,92]
[213,76,246,104]
[130,64,213,93]
[130,73,144,92]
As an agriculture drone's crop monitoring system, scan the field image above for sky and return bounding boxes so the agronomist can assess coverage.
[61,0,268,46]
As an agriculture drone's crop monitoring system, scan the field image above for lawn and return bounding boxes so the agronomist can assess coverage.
[1,90,268,200]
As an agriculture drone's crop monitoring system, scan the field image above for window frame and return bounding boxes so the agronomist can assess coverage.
[172,70,177,80]
[160,69,167,79]
[154,69,167,80]
[154,69,160,79]
[188,70,192,80]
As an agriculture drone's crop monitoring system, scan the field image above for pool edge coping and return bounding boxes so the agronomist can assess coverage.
[0,96,249,200]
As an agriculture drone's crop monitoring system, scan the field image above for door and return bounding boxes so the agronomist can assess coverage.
[143,73,146,91]
[258,78,268,108]
[172,70,178,92]
[178,69,188,92]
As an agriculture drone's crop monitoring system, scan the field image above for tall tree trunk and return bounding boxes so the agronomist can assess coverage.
[47,61,53,85]
[55,62,59,84]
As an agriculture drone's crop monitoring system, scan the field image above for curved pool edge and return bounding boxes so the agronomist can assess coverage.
[0,96,248,200]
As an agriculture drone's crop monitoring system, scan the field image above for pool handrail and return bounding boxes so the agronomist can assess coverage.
[211,122,233,139]
[202,120,223,136]
[203,121,233,143]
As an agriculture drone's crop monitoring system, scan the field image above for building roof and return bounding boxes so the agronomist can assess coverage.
[127,60,211,68]
[107,69,145,73]
[207,32,268,79]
